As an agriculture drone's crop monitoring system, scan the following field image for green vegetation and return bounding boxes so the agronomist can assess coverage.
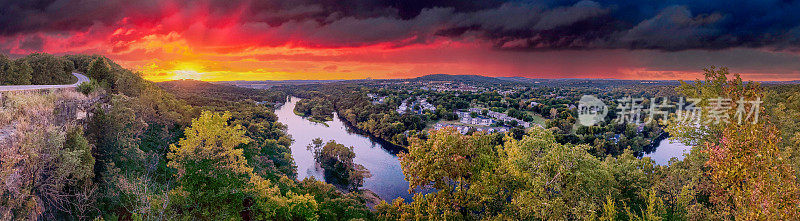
[21,53,75,85]
[0,89,98,219]
[378,127,638,220]
[0,54,33,85]
[167,111,316,219]
[294,97,335,122]
[157,79,286,107]
[283,85,429,146]
[1,53,799,220]
[87,57,113,87]
[76,80,100,95]
[307,138,371,191]
[371,68,799,220]
[0,53,375,220]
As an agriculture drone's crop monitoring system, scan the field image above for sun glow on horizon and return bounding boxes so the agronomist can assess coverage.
[171,70,205,80]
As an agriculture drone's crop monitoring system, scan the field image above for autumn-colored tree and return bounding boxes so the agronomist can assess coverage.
[167,110,255,218]
[168,111,319,220]
[666,67,800,219]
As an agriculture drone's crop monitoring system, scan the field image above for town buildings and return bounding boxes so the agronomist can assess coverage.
[433,123,510,135]
[460,108,532,128]
[396,97,436,114]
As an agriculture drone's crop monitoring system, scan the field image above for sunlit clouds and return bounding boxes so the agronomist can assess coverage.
[2,0,800,81]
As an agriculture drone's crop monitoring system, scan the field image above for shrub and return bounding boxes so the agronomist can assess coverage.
[77,81,97,95]
[76,81,98,95]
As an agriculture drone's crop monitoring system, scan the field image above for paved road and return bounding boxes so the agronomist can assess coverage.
[0,73,89,92]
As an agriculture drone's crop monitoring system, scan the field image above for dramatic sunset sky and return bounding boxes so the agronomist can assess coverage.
[2,0,800,81]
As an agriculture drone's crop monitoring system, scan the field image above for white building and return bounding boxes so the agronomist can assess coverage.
[455,111,471,118]
[398,97,436,115]
[464,108,533,128]
[397,98,410,114]
[460,117,494,126]
[434,123,510,135]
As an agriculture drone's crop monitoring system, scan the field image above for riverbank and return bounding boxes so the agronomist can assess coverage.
[643,132,670,154]
[293,107,331,126]
[275,96,415,202]
[334,109,406,154]
[641,133,692,166]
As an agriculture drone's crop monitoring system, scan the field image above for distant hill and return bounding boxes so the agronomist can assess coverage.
[495,77,531,82]
[157,79,285,107]
[497,76,683,87]
[762,80,800,85]
[216,79,344,89]
[413,74,510,84]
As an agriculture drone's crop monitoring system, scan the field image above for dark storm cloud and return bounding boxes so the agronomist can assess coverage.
[0,0,125,35]
[1,0,800,51]
[19,35,44,51]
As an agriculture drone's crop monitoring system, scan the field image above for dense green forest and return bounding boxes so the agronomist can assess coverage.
[1,54,799,220]
[0,53,78,85]
[1,53,373,220]
[294,98,335,123]
[373,68,800,220]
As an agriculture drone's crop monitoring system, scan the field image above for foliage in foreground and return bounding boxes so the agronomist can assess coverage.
[167,111,318,220]
[2,55,799,220]
[1,54,374,220]
[376,68,800,220]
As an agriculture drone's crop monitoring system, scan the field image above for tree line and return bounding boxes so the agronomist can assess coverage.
[2,54,798,220]
[1,53,376,220]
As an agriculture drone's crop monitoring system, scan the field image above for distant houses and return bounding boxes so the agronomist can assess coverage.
[367,93,386,104]
[397,97,436,114]
[460,116,494,126]
[420,81,483,92]
[433,123,510,135]
[460,108,532,128]
[396,98,410,114]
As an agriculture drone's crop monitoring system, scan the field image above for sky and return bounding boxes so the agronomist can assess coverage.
[1,0,800,81]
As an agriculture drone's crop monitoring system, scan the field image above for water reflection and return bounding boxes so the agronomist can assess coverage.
[275,97,413,201]
[643,138,692,166]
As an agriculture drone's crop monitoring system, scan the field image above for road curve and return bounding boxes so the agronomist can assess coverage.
[0,73,90,92]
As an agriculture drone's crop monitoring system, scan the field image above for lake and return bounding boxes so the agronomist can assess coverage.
[643,138,692,166]
[275,97,413,201]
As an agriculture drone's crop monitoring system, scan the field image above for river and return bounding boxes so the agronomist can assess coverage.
[275,97,413,201]
[276,96,690,201]
[643,138,692,166]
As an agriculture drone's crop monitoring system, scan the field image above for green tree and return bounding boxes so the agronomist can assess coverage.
[87,57,112,86]
[666,67,800,219]
[379,126,660,220]
[20,53,74,85]
[167,111,255,218]
[168,111,319,220]
[61,127,96,184]
[0,54,33,85]
[307,138,371,191]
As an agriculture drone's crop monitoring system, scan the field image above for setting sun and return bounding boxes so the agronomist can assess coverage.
[171,70,204,80]
[168,62,205,80]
